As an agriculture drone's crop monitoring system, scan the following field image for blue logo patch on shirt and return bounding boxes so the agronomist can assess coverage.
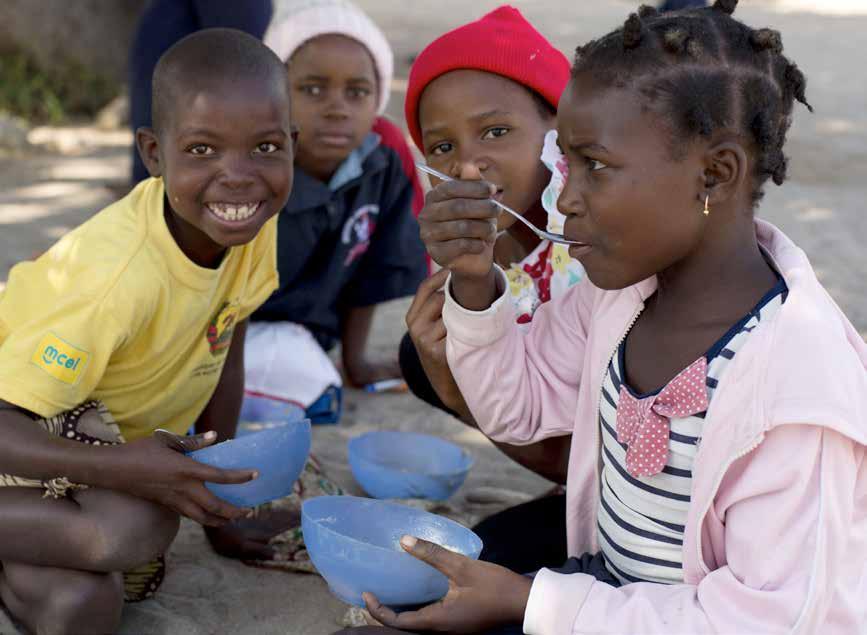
[30,333,90,384]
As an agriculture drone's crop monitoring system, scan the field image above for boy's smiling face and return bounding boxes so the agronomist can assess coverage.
[137,75,295,267]
[418,70,554,231]
[287,34,379,182]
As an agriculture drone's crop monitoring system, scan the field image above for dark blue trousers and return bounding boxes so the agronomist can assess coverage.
[128,0,273,183]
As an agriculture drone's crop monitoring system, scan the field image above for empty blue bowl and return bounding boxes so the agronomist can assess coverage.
[188,418,311,507]
[237,394,306,437]
[302,496,483,607]
[349,431,473,501]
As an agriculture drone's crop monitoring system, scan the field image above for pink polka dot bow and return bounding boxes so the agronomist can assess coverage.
[615,356,709,478]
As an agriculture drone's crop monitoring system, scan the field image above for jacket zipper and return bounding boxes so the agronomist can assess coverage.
[592,303,644,545]
[694,431,765,575]
[596,303,644,419]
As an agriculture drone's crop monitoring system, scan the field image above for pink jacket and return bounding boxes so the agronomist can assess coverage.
[443,220,867,634]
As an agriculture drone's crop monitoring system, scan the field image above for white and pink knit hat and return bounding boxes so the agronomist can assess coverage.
[264,0,394,114]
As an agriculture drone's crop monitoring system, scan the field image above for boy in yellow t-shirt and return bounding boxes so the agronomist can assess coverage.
[0,29,295,634]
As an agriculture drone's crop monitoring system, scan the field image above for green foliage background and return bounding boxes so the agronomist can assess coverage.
[0,50,118,123]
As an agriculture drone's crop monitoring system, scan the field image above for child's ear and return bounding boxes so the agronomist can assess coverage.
[135,127,163,178]
[701,140,749,207]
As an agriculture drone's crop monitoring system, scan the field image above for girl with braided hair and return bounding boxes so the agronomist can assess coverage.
[344,2,867,634]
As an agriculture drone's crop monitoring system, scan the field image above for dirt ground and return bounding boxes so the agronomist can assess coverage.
[0,1,865,633]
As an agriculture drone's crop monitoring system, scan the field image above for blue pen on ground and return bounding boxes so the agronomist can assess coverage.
[364,379,408,394]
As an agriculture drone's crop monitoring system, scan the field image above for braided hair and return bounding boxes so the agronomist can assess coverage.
[572,0,812,203]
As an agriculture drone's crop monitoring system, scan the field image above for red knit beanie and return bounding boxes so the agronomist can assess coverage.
[404,5,571,152]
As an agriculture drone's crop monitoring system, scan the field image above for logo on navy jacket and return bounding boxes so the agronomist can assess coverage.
[341,204,379,266]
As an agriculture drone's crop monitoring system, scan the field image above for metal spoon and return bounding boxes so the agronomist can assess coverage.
[415,163,585,246]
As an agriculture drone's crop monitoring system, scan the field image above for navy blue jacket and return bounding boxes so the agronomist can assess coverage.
[253,123,427,350]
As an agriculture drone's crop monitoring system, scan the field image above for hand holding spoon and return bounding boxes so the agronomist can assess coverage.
[415,163,586,247]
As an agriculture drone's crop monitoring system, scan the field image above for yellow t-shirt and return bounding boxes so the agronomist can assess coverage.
[0,177,278,440]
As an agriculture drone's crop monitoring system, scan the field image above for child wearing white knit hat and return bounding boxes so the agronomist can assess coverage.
[265,0,394,114]
[245,0,426,421]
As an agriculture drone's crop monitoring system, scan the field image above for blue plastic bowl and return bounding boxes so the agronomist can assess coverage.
[302,496,483,607]
[188,418,311,507]
[349,431,473,501]
[236,394,306,437]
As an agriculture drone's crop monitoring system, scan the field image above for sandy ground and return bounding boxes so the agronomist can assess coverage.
[1,1,865,633]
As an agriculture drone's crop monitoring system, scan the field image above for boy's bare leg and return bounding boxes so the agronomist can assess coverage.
[0,562,123,635]
[0,486,178,633]
[0,487,178,572]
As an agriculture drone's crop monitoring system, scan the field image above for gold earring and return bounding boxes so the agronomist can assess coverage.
[703,195,710,216]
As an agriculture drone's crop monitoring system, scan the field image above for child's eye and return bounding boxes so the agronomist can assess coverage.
[587,158,608,172]
[430,142,453,156]
[300,85,322,97]
[254,142,279,154]
[348,87,372,99]
[188,144,214,156]
[482,127,510,140]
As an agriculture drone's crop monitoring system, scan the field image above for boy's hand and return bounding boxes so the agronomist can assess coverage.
[103,430,256,527]
[362,536,532,634]
[405,269,467,415]
[341,305,401,388]
[419,180,498,280]
[204,507,297,561]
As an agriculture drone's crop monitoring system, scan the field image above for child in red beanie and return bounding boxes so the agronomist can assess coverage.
[398,5,581,575]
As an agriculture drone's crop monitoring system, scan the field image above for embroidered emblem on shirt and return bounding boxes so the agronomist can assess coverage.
[206,301,239,356]
[30,333,90,385]
[341,204,379,266]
